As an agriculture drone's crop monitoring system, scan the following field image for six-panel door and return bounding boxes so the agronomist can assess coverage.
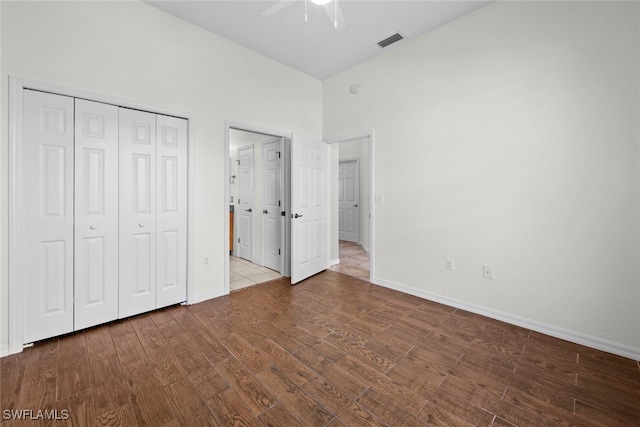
[22,90,75,343]
[156,115,188,309]
[118,108,158,318]
[22,92,189,344]
[291,136,329,284]
[238,145,254,262]
[74,99,119,329]
[338,159,359,243]
[262,139,282,272]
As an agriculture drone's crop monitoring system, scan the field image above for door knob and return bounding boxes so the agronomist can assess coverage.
[294,213,303,218]
[139,222,145,228]
[90,225,97,230]
[246,208,252,212]
[354,204,358,208]
[263,209,268,214]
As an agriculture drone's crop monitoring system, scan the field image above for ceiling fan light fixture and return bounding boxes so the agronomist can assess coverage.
[311,0,331,5]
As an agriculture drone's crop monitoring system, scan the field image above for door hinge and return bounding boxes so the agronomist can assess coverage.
[238,198,240,204]
[278,200,281,207]
[237,238,240,243]
[277,151,281,158]
[281,211,285,217]
[236,159,240,165]
[278,249,281,255]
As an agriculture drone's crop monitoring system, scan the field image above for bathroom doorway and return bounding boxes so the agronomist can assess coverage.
[228,127,287,291]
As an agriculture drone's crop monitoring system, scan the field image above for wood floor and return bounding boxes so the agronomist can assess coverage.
[2,271,639,426]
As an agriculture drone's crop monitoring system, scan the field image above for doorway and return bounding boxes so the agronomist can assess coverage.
[227,127,288,291]
[225,123,373,293]
[328,133,374,282]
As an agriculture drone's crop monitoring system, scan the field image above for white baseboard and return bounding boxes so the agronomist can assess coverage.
[372,277,640,361]
[330,258,340,267]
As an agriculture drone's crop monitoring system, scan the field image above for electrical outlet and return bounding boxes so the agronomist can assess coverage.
[446,258,454,271]
[483,264,493,279]
[203,256,210,266]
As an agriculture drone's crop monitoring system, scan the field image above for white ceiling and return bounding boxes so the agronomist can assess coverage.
[146,0,491,80]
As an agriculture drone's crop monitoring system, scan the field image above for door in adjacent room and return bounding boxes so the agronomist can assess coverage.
[238,145,254,262]
[338,159,359,244]
[262,138,283,272]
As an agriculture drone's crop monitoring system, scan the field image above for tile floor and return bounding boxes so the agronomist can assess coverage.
[329,240,370,281]
[230,240,370,292]
[229,256,282,291]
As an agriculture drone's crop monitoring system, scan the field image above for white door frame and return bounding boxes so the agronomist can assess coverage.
[324,130,376,282]
[7,76,195,356]
[224,121,291,294]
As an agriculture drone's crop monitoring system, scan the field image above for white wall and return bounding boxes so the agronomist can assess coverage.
[323,1,640,357]
[0,0,321,355]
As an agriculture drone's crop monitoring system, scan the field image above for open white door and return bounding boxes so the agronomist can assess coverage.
[291,135,329,284]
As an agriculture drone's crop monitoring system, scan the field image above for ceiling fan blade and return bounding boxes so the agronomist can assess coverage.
[261,0,297,17]
[323,1,346,30]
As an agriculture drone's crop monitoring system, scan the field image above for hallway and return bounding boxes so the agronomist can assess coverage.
[329,241,370,281]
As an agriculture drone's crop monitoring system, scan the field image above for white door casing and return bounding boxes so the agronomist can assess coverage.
[238,145,254,262]
[74,99,119,329]
[119,108,157,318]
[338,159,360,243]
[262,138,282,272]
[156,115,188,308]
[291,136,329,284]
[22,90,75,344]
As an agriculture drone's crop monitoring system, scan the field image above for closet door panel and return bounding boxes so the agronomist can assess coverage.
[22,90,75,343]
[74,99,119,330]
[156,115,187,308]
[119,108,157,318]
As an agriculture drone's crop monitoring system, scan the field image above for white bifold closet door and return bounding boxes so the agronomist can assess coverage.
[155,114,188,309]
[23,90,75,343]
[119,109,158,317]
[74,99,119,330]
[22,91,188,343]
[119,108,187,318]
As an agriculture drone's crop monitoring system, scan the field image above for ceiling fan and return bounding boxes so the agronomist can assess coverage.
[261,0,346,30]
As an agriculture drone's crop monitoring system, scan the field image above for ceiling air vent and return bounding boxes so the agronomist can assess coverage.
[377,33,404,48]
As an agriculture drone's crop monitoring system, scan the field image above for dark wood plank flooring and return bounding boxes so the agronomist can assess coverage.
[2,270,639,426]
